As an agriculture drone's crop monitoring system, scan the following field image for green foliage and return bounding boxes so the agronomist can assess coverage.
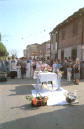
[0,42,8,57]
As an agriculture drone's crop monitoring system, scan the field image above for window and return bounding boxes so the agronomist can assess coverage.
[73,21,78,35]
[71,48,77,61]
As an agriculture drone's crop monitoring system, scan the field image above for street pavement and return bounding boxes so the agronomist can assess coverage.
[0,78,84,129]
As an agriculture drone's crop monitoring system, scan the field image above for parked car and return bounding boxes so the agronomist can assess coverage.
[0,60,7,81]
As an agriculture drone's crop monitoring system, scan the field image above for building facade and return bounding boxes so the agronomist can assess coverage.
[51,8,84,62]
[24,43,40,59]
[23,41,50,60]
[23,49,27,58]
[41,40,50,60]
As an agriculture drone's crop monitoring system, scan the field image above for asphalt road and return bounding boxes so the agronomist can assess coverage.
[0,78,84,129]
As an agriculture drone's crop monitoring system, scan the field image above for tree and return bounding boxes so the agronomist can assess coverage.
[0,33,8,57]
[0,42,8,56]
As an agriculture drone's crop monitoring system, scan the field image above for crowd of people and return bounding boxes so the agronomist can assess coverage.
[5,55,80,85]
[6,55,51,80]
[59,57,80,85]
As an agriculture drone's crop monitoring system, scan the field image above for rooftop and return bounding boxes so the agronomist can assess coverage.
[51,7,84,33]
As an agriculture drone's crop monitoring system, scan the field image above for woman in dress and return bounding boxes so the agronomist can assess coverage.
[10,56,17,79]
[52,60,56,73]
[17,61,21,79]
[41,61,45,71]
[73,58,80,85]
[26,60,31,78]
[67,64,72,82]
[36,61,41,71]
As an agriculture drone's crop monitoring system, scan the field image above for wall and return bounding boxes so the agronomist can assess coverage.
[58,16,83,49]
[58,49,61,61]
[64,47,71,58]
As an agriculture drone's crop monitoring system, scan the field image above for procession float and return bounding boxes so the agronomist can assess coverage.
[26,65,78,107]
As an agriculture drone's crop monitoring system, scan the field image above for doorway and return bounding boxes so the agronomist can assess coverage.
[71,48,77,61]
[61,49,64,62]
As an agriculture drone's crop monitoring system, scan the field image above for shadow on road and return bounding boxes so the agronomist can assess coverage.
[11,104,40,111]
[0,78,36,86]
[9,84,34,96]
[1,104,84,129]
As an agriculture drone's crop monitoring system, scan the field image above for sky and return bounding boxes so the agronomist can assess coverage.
[0,0,84,57]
